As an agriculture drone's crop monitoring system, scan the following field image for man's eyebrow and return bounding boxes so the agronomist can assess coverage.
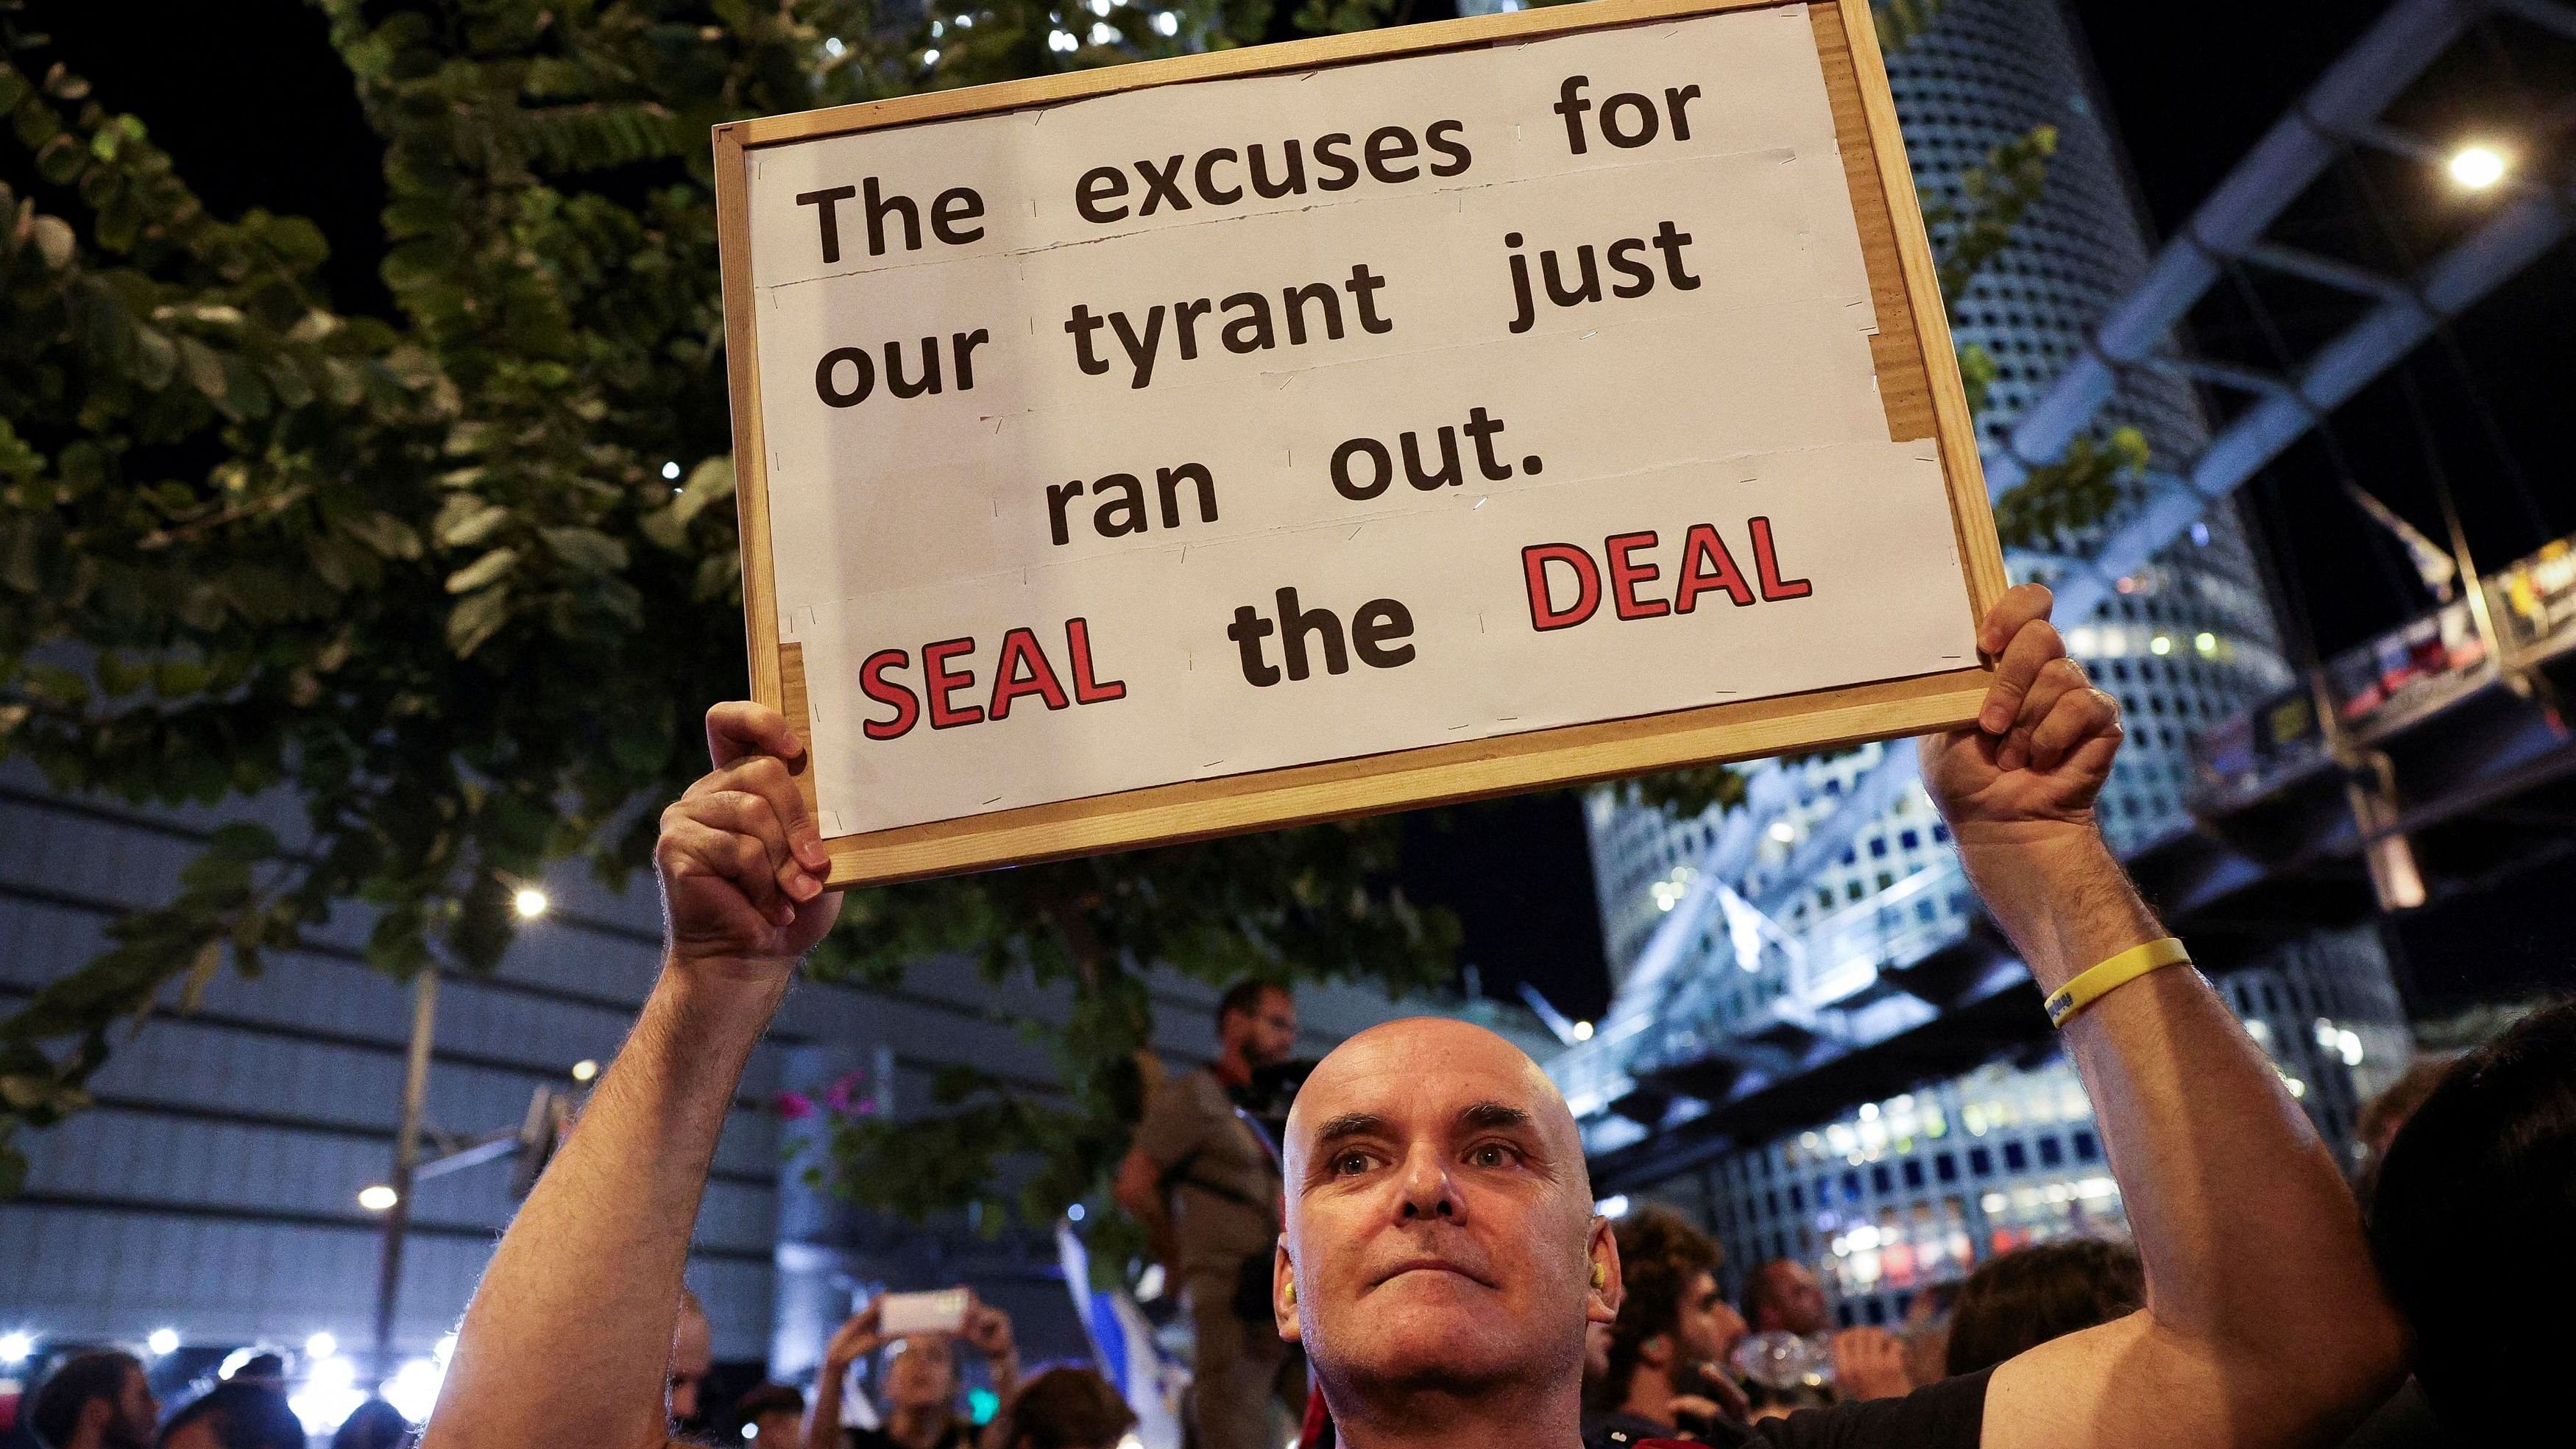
[1460,1101,1535,1131]
[1312,1111,1389,1146]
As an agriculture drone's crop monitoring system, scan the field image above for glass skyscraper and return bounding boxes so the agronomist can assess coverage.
[1570,0,2412,1326]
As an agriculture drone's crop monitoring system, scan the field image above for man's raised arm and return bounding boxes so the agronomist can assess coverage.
[423,703,841,1449]
[1933,586,2405,1449]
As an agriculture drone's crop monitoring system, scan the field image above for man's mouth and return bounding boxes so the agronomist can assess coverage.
[1373,1257,1498,1289]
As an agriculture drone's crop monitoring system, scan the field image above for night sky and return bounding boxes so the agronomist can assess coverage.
[23,1,2574,1023]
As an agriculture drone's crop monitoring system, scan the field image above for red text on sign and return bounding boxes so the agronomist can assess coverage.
[1522,517,1811,631]
[859,618,1128,740]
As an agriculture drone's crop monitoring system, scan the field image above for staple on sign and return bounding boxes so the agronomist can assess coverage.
[984,796,1005,806]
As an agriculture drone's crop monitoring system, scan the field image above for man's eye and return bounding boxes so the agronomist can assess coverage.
[1468,1143,1518,1168]
[1334,1151,1374,1175]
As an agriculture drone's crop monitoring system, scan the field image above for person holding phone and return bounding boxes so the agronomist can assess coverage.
[804,1293,1019,1449]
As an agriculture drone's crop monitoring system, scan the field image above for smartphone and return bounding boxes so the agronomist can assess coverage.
[876,1288,970,1336]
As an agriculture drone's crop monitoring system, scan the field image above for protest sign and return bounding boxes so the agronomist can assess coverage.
[715,0,2008,887]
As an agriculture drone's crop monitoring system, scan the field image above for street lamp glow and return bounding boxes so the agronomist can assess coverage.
[0,1331,32,1364]
[570,1058,599,1083]
[2447,144,2505,190]
[358,1184,399,1211]
[513,887,549,919]
[306,1331,338,1360]
[1571,1019,1595,1041]
[1767,820,1798,843]
[148,1328,180,1356]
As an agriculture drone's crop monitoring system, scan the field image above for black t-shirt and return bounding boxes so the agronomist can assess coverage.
[1591,1369,1991,1449]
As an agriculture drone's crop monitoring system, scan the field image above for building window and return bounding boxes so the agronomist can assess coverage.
[1970,1147,1994,1177]
[1788,1183,1805,1211]
[1935,1152,1959,1183]
[1902,1159,1926,1190]
[1841,1169,1863,1201]
[2003,1141,2030,1172]
[2038,1136,2064,1168]
[1871,1164,1894,1195]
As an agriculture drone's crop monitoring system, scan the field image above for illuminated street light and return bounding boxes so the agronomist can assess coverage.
[1571,1020,1595,1041]
[358,1184,399,1211]
[570,1058,600,1083]
[2447,144,2506,190]
[513,888,549,919]
[148,1328,180,1356]
[306,1331,338,1360]
[0,1331,32,1364]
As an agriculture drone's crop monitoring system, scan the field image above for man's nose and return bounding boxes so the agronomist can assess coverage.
[1395,1144,1462,1221]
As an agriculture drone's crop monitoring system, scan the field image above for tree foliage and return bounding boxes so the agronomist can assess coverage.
[0,0,1453,1212]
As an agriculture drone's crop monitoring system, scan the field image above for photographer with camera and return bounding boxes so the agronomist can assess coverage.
[1114,980,1306,1449]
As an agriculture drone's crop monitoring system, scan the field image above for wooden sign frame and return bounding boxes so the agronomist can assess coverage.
[714,0,2006,889]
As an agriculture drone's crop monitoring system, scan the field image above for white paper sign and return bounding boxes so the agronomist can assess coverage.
[734,4,1978,838]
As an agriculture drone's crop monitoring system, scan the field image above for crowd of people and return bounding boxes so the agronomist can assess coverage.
[18,1353,410,1449]
[16,585,2575,1449]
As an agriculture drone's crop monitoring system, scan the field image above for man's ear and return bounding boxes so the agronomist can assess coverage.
[1587,1215,1623,1325]
[1273,1237,1302,1344]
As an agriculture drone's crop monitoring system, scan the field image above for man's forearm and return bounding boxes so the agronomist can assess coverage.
[1970,826,2400,1438]
[425,961,787,1449]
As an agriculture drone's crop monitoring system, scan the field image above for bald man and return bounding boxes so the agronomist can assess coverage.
[421,585,2402,1449]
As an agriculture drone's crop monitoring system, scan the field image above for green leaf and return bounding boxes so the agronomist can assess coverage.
[671,456,735,525]
[29,213,74,271]
[131,324,177,389]
[539,525,626,575]
[177,940,224,1014]
[435,495,512,548]
[34,133,85,185]
[177,336,227,405]
[347,512,422,560]
[447,586,514,656]
[445,546,520,595]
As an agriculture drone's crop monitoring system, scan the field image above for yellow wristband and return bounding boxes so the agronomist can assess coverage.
[2045,937,2192,1029]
